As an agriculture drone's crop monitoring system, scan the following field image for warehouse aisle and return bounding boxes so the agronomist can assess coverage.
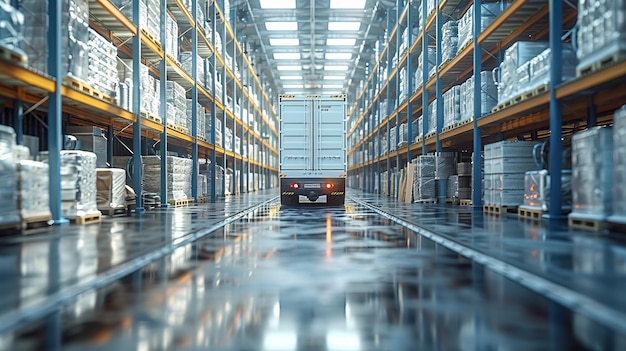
[2,191,625,350]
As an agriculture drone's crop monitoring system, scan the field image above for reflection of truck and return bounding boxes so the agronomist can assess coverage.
[279,95,347,206]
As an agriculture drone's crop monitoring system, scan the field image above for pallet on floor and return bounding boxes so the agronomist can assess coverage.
[64,77,116,104]
[197,195,211,203]
[460,199,472,206]
[518,207,545,221]
[415,199,437,204]
[446,198,460,205]
[577,51,626,77]
[100,206,128,217]
[483,204,517,215]
[0,45,27,66]
[568,216,606,231]
[70,211,102,225]
[169,198,194,207]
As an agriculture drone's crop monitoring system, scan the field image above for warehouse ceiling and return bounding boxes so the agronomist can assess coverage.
[234,0,392,99]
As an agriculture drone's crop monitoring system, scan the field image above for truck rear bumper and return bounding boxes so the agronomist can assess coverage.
[280,178,346,204]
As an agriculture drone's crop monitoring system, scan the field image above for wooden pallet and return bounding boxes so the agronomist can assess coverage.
[0,45,27,66]
[446,198,460,205]
[415,199,437,204]
[64,77,116,104]
[1,211,53,234]
[442,124,455,133]
[414,136,423,144]
[197,195,211,203]
[577,51,626,77]
[438,58,453,71]
[458,39,473,53]
[483,204,517,215]
[518,207,545,221]
[198,135,206,142]
[169,198,194,207]
[425,132,436,140]
[70,211,102,225]
[460,199,472,206]
[100,206,128,217]
[141,111,162,124]
[140,28,163,51]
[568,217,606,231]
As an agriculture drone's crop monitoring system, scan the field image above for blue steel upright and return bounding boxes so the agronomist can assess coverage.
[435,6,443,152]
[472,0,482,209]
[386,7,394,196]
[159,0,168,206]
[210,2,217,202]
[548,0,563,218]
[191,0,199,199]
[13,99,22,144]
[132,0,144,212]
[395,0,402,183]
[406,5,413,163]
[421,0,429,156]
[47,0,65,223]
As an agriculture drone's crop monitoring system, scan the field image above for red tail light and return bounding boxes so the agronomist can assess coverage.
[290,183,299,189]
[325,183,333,189]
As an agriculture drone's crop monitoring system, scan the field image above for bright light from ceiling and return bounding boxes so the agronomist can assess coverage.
[269,39,299,46]
[280,76,302,80]
[325,65,349,71]
[324,76,345,80]
[323,84,343,89]
[328,22,361,31]
[283,84,303,88]
[260,0,296,9]
[274,53,301,59]
[330,0,366,9]
[327,38,357,46]
[266,22,298,31]
[325,53,353,60]
[277,65,302,71]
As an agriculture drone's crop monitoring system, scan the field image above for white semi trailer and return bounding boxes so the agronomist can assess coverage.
[279,94,347,206]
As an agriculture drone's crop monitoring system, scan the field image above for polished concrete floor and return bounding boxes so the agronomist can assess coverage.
[0,190,625,350]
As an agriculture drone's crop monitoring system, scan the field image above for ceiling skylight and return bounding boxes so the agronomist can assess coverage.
[277,65,302,71]
[274,53,301,59]
[323,84,344,89]
[280,76,302,80]
[269,39,299,46]
[327,38,357,46]
[329,0,366,9]
[324,75,345,80]
[325,53,353,60]
[328,22,361,31]
[325,65,349,71]
[283,84,303,89]
[260,0,296,9]
[266,22,298,31]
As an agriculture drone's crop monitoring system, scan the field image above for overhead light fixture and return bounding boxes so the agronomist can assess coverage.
[269,38,299,46]
[325,65,349,71]
[283,84,303,89]
[280,75,302,80]
[325,53,353,60]
[323,84,343,89]
[277,65,302,71]
[327,38,357,46]
[330,0,366,9]
[260,0,296,9]
[274,53,301,59]
[324,75,345,80]
[266,22,298,31]
[328,22,361,31]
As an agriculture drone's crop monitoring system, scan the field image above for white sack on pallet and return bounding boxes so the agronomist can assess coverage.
[96,168,126,210]
[16,160,49,214]
[0,125,20,226]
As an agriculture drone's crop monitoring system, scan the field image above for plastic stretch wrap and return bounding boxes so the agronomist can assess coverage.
[442,20,458,63]
[111,0,147,29]
[443,86,461,128]
[197,174,207,196]
[180,52,204,83]
[96,168,126,210]
[434,152,455,179]
[389,126,397,152]
[459,72,497,120]
[414,155,436,200]
[415,46,436,90]
[0,126,19,226]
[496,41,550,103]
[398,123,408,146]
[88,28,119,98]
[522,169,572,212]
[458,162,472,175]
[143,156,193,201]
[612,105,626,223]
[577,0,626,72]
[0,2,24,54]
[485,158,536,174]
[447,175,459,198]
[165,11,178,62]
[13,145,30,161]
[427,100,437,134]
[143,0,160,41]
[528,46,577,93]
[22,0,89,80]
[485,140,535,159]
[167,81,186,128]
[16,160,49,214]
[570,126,614,219]
[457,2,503,54]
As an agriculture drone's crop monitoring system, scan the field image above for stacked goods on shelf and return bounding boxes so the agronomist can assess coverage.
[398,67,408,104]
[139,63,160,118]
[414,46,436,91]
[165,11,178,61]
[116,60,132,111]
[95,168,126,213]
[435,152,455,202]
[411,117,421,142]
[22,0,89,80]
[443,86,461,129]
[167,81,186,130]
[413,155,436,202]
[187,100,206,140]
[495,42,550,104]
[234,135,241,154]
[0,126,21,228]
[520,169,572,213]
[528,45,577,92]
[568,126,614,223]
[457,2,503,54]
[441,21,458,64]
[197,173,208,196]
[215,72,223,102]
[0,2,25,58]
[224,126,233,152]
[111,0,147,29]
[418,0,436,28]
[39,150,99,219]
[610,106,626,225]
[427,100,437,135]
[447,175,459,200]
[144,0,160,40]
[143,156,193,201]
[576,0,626,74]
[389,126,397,152]
[87,29,119,99]
[459,72,497,121]
[180,52,204,81]
[398,123,408,147]
[483,141,536,208]
[457,162,472,200]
